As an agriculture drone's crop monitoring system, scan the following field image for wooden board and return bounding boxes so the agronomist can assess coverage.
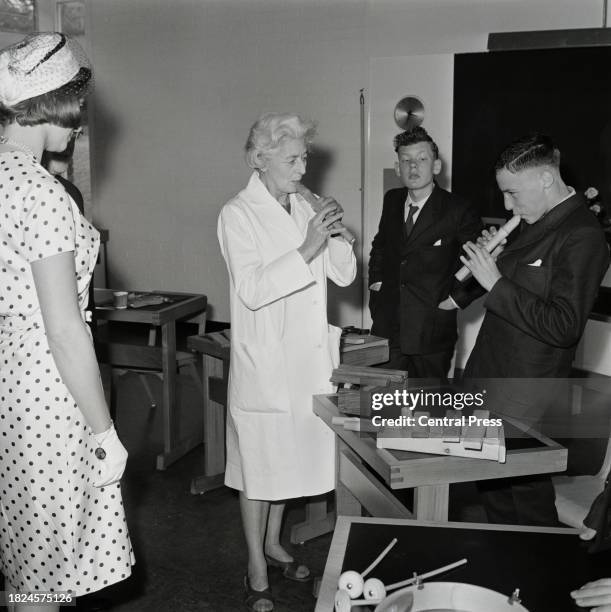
[376,409,507,462]
[330,364,407,386]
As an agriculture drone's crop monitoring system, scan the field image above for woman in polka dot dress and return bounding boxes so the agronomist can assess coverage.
[0,34,134,609]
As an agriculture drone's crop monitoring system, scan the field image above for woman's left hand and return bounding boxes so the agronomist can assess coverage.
[317,196,349,237]
[93,423,128,487]
[459,241,502,292]
[571,578,611,610]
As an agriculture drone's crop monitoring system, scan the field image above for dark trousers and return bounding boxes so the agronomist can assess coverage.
[477,475,560,527]
[382,343,453,384]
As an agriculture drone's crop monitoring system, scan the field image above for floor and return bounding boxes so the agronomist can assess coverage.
[85,340,334,612]
[2,322,609,611]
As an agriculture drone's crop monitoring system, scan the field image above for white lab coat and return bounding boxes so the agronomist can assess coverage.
[217,172,356,500]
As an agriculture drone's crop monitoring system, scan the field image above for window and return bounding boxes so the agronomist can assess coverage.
[56,0,91,214]
[0,0,36,33]
[56,0,83,36]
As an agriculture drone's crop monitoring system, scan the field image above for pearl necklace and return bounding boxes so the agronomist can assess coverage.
[0,135,38,160]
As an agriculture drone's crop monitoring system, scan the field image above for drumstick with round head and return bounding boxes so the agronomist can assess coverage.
[363,557,469,606]
[337,537,398,598]
[338,558,469,611]
[296,183,356,244]
[385,558,468,592]
[334,589,412,612]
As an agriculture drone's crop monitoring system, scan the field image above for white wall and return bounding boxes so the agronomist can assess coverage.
[86,0,604,323]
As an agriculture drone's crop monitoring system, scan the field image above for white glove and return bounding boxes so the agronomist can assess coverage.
[92,423,128,488]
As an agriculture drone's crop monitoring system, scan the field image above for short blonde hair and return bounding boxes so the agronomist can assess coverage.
[245,112,317,169]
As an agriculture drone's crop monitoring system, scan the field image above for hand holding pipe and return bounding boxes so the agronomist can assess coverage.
[454,215,521,281]
[296,183,356,244]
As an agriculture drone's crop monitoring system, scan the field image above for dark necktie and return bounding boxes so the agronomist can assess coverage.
[405,203,419,238]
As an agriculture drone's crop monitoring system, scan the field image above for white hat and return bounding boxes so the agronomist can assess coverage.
[0,32,91,107]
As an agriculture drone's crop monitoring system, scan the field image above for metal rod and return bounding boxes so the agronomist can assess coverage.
[604,0,608,28]
[359,88,366,328]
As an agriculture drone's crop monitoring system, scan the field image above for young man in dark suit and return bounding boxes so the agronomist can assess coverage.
[456,133,610,526]
[368,127,482,381]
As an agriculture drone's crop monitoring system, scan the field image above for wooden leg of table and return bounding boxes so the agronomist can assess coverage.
[191,354,227,494]
[99,363,113,417]
[414,484,449,521]
[338,447,412,519]
[107,366,120,423]
[290,494,336,544]
[336,441,362,517]
[290,449,386,543]
[156,323,177,470]
[289,437,359,544]
[154,324,202,470]
[204,355,226,476]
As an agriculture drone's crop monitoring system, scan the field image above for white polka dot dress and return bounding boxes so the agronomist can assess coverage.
[0,151,134,595]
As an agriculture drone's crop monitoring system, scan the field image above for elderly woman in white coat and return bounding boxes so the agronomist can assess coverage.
[218,112,356,612]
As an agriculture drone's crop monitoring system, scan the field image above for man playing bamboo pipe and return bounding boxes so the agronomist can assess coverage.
[454,133,610,526]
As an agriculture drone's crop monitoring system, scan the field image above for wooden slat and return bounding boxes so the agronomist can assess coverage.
[290,495,335,545]
[340,448,412,519]
[206,331,231,348]
[96,342,163,369]
[462,410,488,450]
[209,376,227,406]
[187,335,230,360]
[413,484,450,521]
[314,517,352,612]
[340,344,390,367]
[95,342,195,371]
[203,354,226,476]
[330,364,407,386]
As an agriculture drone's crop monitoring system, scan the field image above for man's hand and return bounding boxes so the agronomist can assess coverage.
[476,226,507,259]
[459,241,502,292]
[572,578,611,610]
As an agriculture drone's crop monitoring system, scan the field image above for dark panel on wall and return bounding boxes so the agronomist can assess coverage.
[488,28,611,51]
[452,47,611,219]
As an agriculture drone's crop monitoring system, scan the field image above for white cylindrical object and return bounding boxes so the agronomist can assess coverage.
[454,215,521,282]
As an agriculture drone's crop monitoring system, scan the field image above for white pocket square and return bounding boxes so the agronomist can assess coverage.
[433,239,442,246]
[528,259,543,267]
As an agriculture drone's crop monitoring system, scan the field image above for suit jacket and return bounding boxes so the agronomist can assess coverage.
[461,192,609,381]
[369,184,483,354]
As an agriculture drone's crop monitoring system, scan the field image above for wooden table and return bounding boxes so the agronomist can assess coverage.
[316,516,609,611]
[314,394,567,523]
[95,289,207,470]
